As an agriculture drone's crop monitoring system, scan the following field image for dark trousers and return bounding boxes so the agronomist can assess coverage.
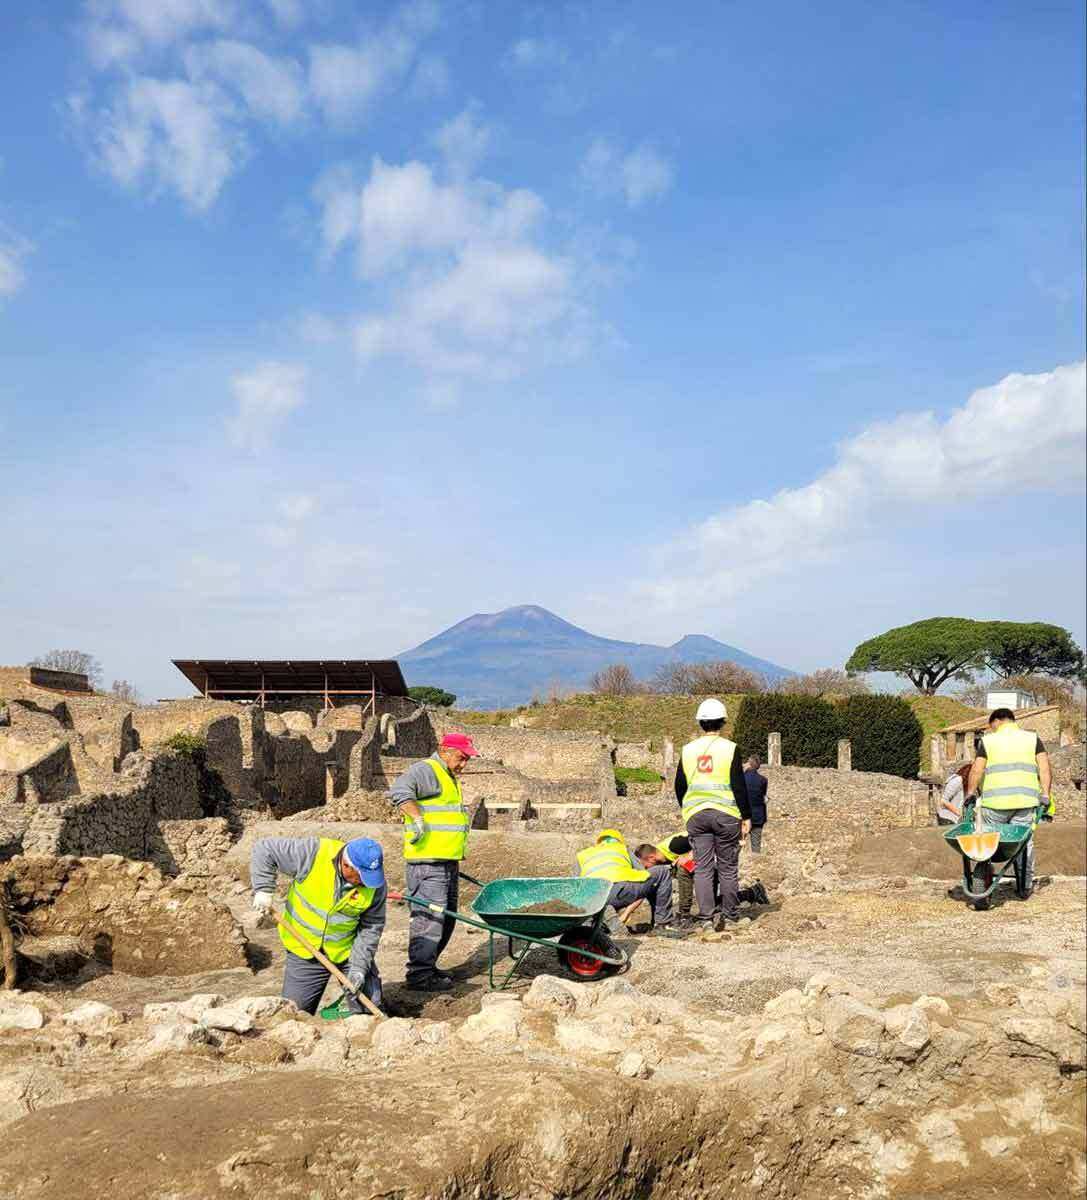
[748,825,764,853]
[282,950,383,1015]
[675,863,694,916]
[406,861,459,984]
[606,864,673,925]
[687,809,741,921]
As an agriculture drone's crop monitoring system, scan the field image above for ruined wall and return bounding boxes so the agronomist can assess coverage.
[0,735,77,807]
[382,705,436,758]
[434,719,614,783]
[132,699,245,750]
[614,741,657,770]
[157,817,234,876]
[20,754,204,868]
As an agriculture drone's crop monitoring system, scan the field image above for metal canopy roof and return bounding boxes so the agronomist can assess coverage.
[172,659,408,700]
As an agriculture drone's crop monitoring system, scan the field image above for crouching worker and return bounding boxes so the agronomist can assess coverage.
[250,836,386,1015]
[634,839,769,923]
[576,829,686,938]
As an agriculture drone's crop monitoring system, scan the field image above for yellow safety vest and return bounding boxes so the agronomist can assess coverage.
[654,834,687,863]
[576,838,649,883]
[403,757,469,861]
[680,735,741,823]
[980,724,1042,812]
[279,837,376,964]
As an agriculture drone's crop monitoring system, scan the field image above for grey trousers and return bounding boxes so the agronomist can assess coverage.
[748,826,764,854]
[406,860,459,984]
[282,949,383,1015]
[607,864,673,925]
[687,809,741,921]
[981,807,1036,892]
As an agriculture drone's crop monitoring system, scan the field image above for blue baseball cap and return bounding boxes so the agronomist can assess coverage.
[343,838,385,887]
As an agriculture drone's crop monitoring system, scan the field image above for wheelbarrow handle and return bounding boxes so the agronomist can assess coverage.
[388,889,498,936]
[458,870,486,889]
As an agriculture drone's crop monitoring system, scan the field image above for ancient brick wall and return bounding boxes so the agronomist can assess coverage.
[0,735,77,807]
[28,666,91,692]
[433,719,614,783]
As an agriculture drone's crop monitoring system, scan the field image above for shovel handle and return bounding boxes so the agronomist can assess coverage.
[270,908,385,1021]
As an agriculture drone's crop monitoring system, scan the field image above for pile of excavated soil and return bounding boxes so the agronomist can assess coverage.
[504,898,583,915]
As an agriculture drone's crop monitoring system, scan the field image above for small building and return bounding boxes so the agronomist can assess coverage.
[985,689,1035,712]
[171,659,408,716]
[936,704,1061,768]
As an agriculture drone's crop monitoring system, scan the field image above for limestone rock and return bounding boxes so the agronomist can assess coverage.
[803,972,875,1004]
[141,1019,213,1054]
[754,1022,795,1059]
[913,995,953,1025]
[61,1001,123,1031]
[267,1019,321,1056]
[480,991,523,1009]
[1004,1016,1084,1070]
[176,994,227,1022]
[458,1004,522,1047]
[616,1051,651,1079]
[823,995,886,1057]
[201,1006,255,1034]
[764,988,808,1019]
[524,975,577,1015]
[890,1009,931,1061]
[229,995,295,1021]
[420,1020,452,1045]
[342,1015,379,1046]
[0,1000,45,1032]
[555,1018,626,1057]
[373,1017,421,1054]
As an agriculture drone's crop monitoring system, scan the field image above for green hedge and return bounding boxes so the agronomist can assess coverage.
[733,693,923,777]
[733,695,841,768]
[838,694,922,778]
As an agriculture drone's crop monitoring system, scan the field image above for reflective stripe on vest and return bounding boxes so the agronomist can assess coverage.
[576,840,649,883]
[681,735,741,822]
[980,725,1041,811]
[278,837,376,964]
[403,757,469,861]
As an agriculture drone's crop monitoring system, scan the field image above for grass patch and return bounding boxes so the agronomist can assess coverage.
[614,766,663,785]
[904,695,983,772]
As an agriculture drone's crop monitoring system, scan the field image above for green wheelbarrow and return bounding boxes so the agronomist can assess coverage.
[390,875,628,990]
[943,804,1044,911]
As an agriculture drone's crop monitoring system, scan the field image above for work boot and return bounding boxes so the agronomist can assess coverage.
[712,913,738,933]
[749,880,770,906]
[406,974,453,993]
[646,923,687,939]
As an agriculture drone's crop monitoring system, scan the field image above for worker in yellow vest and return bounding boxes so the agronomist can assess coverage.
[250,835,387,1014]
[676,698,751,932]
[634,837,770,922]
[966,708,1054,899]
[575,830,686,937]
[389,732,479,992]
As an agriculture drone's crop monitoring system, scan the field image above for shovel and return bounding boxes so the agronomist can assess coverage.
[268,907,385,1021]
[955,801,1000,863]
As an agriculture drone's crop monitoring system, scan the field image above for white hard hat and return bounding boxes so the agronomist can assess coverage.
[696,698,727,722]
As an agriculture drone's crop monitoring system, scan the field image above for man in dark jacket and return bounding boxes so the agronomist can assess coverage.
[743,755,768,853]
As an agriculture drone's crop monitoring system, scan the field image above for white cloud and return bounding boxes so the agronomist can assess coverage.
[643,361,1087,611]
[307,0,441,123]
[508,37,568,69]
[314,154,591,384]
[433,105,493,178]
[84,0,237,65]
[0,226,33,297]
[184,40,306,125]
[279,492,318,521]
[582,138,673,208]
[85,76,247,211]
[227,361,307,451]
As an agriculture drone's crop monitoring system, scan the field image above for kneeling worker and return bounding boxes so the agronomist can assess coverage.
[576,829,685,937]
[251,835,387,1015]
[634,839,769,919]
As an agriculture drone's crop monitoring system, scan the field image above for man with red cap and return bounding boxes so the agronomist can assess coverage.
[388,732,480,991]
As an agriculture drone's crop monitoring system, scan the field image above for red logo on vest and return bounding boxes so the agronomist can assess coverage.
[697,755,713,773]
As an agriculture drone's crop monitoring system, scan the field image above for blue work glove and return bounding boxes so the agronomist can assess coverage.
[406,817,425,845]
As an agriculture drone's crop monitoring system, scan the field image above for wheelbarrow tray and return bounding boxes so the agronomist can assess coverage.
[471,876,612,939]
[943,820,1032,864]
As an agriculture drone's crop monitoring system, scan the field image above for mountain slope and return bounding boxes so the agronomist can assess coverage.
[398,605,794,709]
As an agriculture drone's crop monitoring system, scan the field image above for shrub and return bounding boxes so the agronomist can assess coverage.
[733,695,841,767]
[163,733,229,817]
[407,685,456,707]
[164,732,206,757]
[838,694,923,778]
[590,664,640,696]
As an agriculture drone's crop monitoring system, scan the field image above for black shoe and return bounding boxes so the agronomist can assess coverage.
[750,880,770,906]
[406,974,453,992]
[712,913,738,933]
[646,923,688,939]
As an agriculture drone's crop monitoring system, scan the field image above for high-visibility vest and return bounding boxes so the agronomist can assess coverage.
[576,838,649,883]
[680,735,741,823]
[279,837,376,964]
[654,834,687,863]
[980,723,1042,812]
[403,757,469,861]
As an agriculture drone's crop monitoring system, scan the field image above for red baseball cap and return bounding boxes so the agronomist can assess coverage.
[440,732,480,758]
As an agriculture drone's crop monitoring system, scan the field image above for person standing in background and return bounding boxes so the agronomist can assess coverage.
[743,754,768,852]
[937,763,973,826]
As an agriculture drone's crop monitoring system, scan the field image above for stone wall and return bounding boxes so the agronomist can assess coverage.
[434,719,614,784]
[614,741,657,770]
[131,699,245,750]
[0,735,77,807]
[28,666,92,692]
[381,705,436,758]
[157,818,234,876]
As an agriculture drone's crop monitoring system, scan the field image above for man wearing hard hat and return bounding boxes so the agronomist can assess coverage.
[676,698,751,932]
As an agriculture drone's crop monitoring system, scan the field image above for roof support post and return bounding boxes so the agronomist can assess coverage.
[323,670,329,712]
[260,671,265,710]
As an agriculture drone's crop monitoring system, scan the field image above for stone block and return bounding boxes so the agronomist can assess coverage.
[457,1004,522,1046]
[372,1017,420,1054]
[523,975,577,1015]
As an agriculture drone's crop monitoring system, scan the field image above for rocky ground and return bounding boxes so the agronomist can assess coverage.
[0,826,1084,1199]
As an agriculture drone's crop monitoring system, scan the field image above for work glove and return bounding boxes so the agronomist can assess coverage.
[251,891,274,913]
[405,817,426,845]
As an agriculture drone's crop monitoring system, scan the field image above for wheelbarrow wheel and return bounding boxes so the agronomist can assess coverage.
[557,929,627,981]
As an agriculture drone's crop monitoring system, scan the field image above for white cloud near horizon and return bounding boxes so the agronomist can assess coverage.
[643,361,1087,612]
[227,361,307,451]
[582,138,673,208]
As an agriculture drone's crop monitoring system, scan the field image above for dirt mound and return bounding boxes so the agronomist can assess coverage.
[846,824,1087,880]
[1,855,249,978]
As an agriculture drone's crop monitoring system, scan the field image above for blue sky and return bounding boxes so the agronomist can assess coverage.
[1,0,1084,700]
